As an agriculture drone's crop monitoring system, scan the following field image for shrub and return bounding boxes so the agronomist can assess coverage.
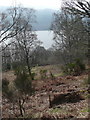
[88,76,90,84]
[14,66,34,117]
[12,62,24,70]
[50,71,55,80]
[6,63,11,70]
[63,59,85,75]
[14,67,34,95]
[31,72,36,80]
[2,78,9,96]
[14,65,27,75]
[40,69,47,79]
[2,78,14,102]
[84,76,90,85]
[2,63,11,71]
[75,59,85,71]
[3,66,35,117]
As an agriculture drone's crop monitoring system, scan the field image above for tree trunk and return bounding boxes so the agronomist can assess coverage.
[26,56,33,80]
[49,94,52,108]
[19,98,24,117]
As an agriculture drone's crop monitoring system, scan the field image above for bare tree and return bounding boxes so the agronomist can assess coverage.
[63,0,90,18]
[0,7,36,50]
[52,9,88,64]
[13,8,41,78]
[62,0,90,67]
[1,7,41,78]
[16,29,40,78]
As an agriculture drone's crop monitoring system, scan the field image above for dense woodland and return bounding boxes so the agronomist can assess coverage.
[0,0,90,119]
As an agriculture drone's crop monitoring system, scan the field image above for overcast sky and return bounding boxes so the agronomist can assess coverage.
[0,0,62,10]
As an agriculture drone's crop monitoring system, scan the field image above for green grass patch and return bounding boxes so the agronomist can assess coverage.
[83,77,90,86]
[54,73,63,77]
[49,108,68,114]
[87,94,90,98]
[81,108,90,113]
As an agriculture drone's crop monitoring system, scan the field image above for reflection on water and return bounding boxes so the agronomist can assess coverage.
[36,30,54,49]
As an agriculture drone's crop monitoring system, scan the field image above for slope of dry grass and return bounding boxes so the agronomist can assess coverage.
[2,65,89,119]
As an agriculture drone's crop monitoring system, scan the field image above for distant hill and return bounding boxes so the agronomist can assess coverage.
[33,9,56,30]
[0,6,56,31]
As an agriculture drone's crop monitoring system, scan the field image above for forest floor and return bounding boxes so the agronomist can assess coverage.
[1,65,89,119]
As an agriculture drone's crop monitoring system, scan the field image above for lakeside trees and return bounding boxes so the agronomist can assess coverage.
[52,0,89,65]
[63,0,90,18]
[0,6,38,54]
[1,7,41,76]
[62,0,90,65]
